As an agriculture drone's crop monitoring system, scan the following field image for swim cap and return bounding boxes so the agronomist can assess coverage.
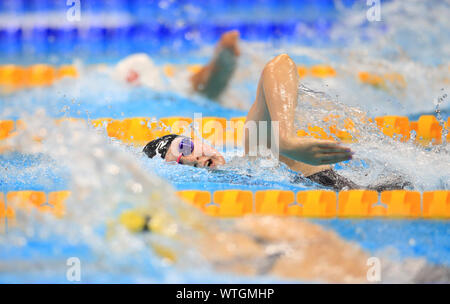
[143,134,179,159]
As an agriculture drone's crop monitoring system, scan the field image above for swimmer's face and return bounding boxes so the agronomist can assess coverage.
[164,137,225,169]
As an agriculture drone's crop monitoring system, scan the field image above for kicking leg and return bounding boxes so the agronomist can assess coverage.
[190,30,240,100]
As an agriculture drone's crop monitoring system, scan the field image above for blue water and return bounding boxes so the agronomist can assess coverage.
[1,80,449,283]
[1,0,450,283]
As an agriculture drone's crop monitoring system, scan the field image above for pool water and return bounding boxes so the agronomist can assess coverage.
[0,0,449,283]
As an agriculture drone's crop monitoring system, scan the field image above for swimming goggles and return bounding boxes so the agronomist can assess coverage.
[176,137,194,164]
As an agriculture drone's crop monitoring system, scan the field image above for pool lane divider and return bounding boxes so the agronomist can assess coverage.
[2,63,337,92]
[0,64,78,91]
[1,115,449,151]
[178,189,450,219]
[2,190,450,224]
[1,63,417,93]
[0,191,69,222]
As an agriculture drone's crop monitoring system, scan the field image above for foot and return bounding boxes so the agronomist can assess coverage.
[218,30,240,56]
[190,30,240,99]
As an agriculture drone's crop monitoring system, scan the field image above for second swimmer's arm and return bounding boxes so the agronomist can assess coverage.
[261,54,353,166]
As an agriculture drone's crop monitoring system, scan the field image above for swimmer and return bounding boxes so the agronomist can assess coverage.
[195,216,450,283]
[143,54,411,191]
[114,30,240,100]
[129,56,436,283]
[119,195,449,283]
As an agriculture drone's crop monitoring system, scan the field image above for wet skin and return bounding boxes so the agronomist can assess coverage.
[245,54,353,177]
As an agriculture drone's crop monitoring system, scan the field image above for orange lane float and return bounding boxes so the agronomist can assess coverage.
[134,117,193,141]
[91,118,114,128]
[205,190,253,217]
[445,117,450,142]
[2,189,450,219]
[0,120,14,140]
[47,191,71,218]
[106,118,156,146]
[336,118,358,142]
[187,64,203,75]
[1,191,70,220]
[297,125,335,141]
[0,64,78,91]
[369,204,388,217]
[0,65,26,89]
[55,118,85,125]
[447,117,450,142]
[297,66,308,78]
[163,65,175,78]
[1,115,447,151]
[254,190,294,215]
[105,119,126,141]
[383,72,407,89]
[310,65,336,78]
[422,191,450,219]
[57,65,78,79]
[380,190,421,218]
[6,191,47,214]
[292,190,337,218]
[358,71,385,88]
[375,116,410,142]
[162,64,335,79]
[26,64,56,87]
[409,115,443,145]
[337,190,379,218]
[358,71,406,90]
[177,190,211,210]
[122,118,155,146]
[0,120,23,147]
[0,193,15,219]
[159,117,193,137]
[322,114,358,142]
[297,65,336,78]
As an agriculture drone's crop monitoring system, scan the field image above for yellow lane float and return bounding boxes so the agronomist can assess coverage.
[358,71,406,90]
[0,115,447,153]
[2,190,450,220]
[0,64,78,91]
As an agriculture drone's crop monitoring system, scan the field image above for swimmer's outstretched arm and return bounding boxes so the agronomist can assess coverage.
[190,30,240,100]
[247,54,353,166]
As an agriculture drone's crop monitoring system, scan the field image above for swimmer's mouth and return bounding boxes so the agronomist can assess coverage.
[200,157,225,169]
[205,159,213,168]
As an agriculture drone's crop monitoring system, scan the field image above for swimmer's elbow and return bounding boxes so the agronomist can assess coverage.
[261,54,297,84]
[263,54,294,73]
[272,54,293,65]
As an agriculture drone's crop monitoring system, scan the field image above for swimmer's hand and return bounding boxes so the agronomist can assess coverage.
[281,138,353,166]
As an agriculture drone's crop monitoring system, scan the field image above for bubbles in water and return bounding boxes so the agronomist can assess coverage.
[0,109,224,282]
[295,83,450,191]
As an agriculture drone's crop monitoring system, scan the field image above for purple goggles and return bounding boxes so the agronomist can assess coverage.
[176,137,194,163]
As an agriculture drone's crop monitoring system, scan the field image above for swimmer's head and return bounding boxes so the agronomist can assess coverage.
[143,134,225,169]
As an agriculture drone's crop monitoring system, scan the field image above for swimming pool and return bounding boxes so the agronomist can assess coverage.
[1,0,450,283]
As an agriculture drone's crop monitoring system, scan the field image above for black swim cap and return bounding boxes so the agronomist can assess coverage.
[143,134,179,159]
